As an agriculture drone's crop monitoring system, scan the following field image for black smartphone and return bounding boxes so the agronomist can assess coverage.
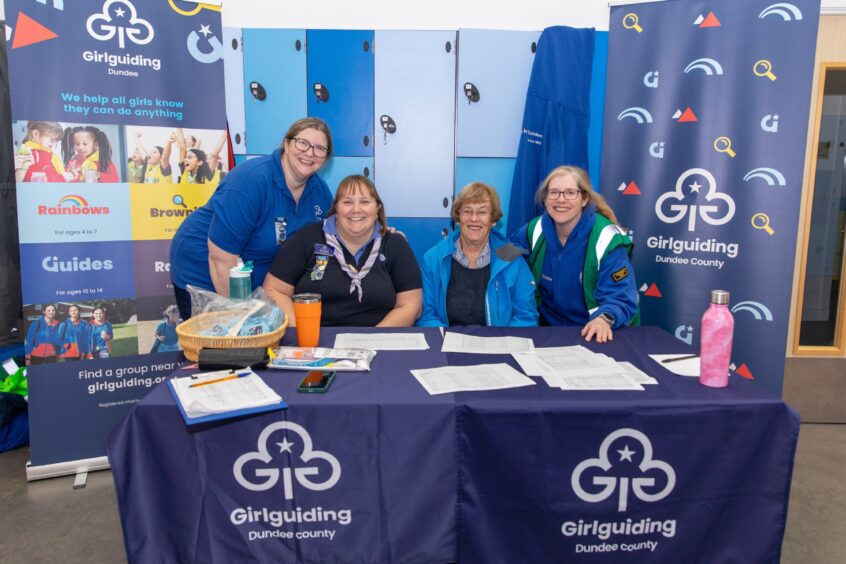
[296,370,336,393]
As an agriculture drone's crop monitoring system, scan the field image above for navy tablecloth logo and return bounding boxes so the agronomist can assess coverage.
[233,421,341,500]
[570,428,676,512]
[86,0,154,50]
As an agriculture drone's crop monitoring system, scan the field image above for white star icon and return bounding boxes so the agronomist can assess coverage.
[773,114,779,120]
[277,438,294,453]
[687,325,693,332]
[688,181,702,193]
[199,24,212,37]
[114,7,126,17]
[618,445,635,462]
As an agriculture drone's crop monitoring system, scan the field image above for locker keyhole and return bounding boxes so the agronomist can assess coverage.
[464,82,480,104]
[235,133,242,145]
[531,41,537,53]
[295,39,302,51]
[313,83,329,103]
[231,38,238,50]
[442,197,449,208]
[445,41,452,53]
[363,167,370,178]
[380,115,396,145]
[441,228,449,238]
[250,81,266,101]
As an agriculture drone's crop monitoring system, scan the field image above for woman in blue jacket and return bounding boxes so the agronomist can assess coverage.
[25,304,60,366]
[418,182,538,327]
[151,305,180,353]
[510,166,639,343]
[88,307,114,359]
[57,304,89,361]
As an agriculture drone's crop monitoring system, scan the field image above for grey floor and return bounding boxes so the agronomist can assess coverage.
[0,424,843,563]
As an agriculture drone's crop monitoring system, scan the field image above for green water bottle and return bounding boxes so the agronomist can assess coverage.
[229,260,253,300]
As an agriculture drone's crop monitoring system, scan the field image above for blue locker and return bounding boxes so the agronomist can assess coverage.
[222,28,247,155]
[234,155,259,167]
[455,158,518,232]
[307,30,374,157]
[318,157,374,196]
[387,218,453,266]
[243,29,307,155]
[589,32,609,190]
[456,29,541,158]
[374,31,456,218]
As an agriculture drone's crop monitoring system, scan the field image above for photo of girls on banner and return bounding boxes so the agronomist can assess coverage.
[601,0,820,394]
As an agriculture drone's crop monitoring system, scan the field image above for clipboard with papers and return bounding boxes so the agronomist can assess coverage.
[166,368,287,425]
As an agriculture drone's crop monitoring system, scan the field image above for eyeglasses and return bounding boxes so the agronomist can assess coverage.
[459,207,491,219]
[290,137,329,159]
[546,188,583,201]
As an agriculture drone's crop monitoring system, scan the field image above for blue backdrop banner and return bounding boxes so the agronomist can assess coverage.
[601,0,820,394]
[8,0,225,129]
[8,0,226,470]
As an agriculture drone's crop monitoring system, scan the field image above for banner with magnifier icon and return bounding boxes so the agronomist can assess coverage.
[601,0,820,395]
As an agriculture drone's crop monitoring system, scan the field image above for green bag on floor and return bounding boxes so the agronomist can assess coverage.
[0,368,27,396]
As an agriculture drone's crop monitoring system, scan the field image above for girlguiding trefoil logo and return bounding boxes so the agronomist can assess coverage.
[87,0,154,49]
[571,428,675,512]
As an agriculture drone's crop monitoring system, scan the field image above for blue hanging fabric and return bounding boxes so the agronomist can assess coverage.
[506,26,595,235]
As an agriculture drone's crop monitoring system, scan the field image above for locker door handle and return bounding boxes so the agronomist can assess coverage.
[250,81,266,101]
[313,83,330,103]
[380,115,396,145]
[464,82,480,104]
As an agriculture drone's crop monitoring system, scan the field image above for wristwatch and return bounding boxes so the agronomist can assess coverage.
[598,312,615,326]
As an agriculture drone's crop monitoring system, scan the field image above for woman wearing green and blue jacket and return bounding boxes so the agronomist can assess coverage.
[510,166,639,343]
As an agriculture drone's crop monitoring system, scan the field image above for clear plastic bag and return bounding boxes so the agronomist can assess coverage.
[186,285,284,337]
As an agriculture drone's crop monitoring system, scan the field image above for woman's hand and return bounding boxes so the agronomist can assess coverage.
[581,316,613,343]
[376,289,422,327]
[262,274,297,327]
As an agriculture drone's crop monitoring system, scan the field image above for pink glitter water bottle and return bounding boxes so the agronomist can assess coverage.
[699,290,733,388]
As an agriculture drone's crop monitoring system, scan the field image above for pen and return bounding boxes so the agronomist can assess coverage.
[190,370,250,388]
[662,354,699,364]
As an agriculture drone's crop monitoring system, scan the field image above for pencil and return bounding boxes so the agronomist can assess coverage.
[661,354,699,364]
[190,371,248,388]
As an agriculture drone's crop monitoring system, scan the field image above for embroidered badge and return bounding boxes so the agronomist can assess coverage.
[612,266,630,282]
[311,255,329,281]
[274,216,287,245]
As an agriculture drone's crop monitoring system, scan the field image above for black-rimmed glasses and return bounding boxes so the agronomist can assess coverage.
[290,137,329,159]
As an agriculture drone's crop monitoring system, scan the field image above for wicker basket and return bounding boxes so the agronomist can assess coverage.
[176,311,289,362]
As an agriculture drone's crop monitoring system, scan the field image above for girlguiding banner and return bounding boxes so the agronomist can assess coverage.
[601,0,819,395]
[7,0,227,475]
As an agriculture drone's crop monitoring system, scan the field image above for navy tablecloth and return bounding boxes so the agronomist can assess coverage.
[107,326,799,563]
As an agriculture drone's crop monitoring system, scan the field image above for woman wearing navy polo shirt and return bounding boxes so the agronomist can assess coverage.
[263,175,422,327]
[169,118,334,320]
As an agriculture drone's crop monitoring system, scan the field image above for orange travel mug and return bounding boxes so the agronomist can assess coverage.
[293,293,322,347]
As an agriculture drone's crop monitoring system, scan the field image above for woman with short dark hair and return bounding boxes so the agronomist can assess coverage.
[264,175,422,327]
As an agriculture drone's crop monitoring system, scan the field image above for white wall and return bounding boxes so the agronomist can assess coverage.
[219,0,846,31]
[1,2,844,30]
[220,0,612,31]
